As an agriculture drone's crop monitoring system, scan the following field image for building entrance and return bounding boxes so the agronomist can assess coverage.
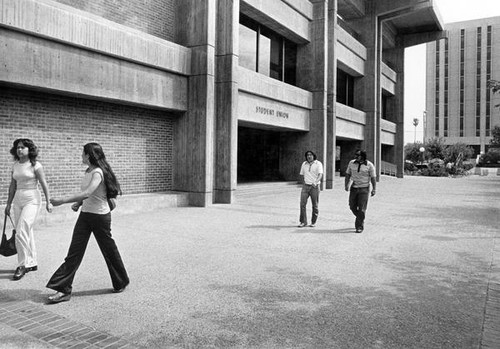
[237,126,283,183]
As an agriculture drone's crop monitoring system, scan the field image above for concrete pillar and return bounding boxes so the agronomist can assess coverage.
[175,0,216,206]
[213,0,239,203]
[325,0,338,189]
[385,40,405,178]
[296,0,328,190]
[356,2,381,178]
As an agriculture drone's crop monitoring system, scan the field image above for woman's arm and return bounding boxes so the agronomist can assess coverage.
[50,172,102,206]
[4,175,17,215]
[35,166,53,213]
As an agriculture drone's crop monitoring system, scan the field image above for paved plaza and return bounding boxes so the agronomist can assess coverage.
[1,174,499,348]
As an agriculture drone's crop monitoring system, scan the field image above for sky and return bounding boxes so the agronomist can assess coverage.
[403,0,500,144]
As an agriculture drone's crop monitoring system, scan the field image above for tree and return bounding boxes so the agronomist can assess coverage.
[413,118,419,143]
[424,137,446,160]
[487,79,500,95]
[487,79,500,147]
[490,125,500,146]
[404,142,424,163]
[443,143,474,164]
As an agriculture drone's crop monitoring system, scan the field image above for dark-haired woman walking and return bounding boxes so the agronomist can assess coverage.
[46,143,129,303]
[5,138,52,280]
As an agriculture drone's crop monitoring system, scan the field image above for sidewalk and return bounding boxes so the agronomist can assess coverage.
[1,175,499,349]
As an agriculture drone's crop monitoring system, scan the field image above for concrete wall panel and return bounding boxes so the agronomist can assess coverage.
[0,0,190,75]
[336,25,367,76]
[0,29,188,111]
[238,91,309,131]
[381,130,395,145]
[336,103,366,124]
[241,0,311,43]
[336,119,364,140]
[238,67,312,109]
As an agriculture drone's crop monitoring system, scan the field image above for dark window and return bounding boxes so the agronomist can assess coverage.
[239,16,258,71]
[239,14,297,86]
[336,69,354,107]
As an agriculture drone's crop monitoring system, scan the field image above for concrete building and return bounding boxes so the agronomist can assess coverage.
[1,0,443,208]
[425,16,500,154]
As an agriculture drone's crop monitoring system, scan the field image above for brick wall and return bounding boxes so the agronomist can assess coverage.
[54,0,176,42]
[0,87,175,204]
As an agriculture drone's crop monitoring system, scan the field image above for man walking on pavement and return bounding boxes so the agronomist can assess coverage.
[345,149,376,233]
[298,150,323,228]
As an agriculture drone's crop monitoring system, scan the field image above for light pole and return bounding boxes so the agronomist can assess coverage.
[413,118,419,143]
[422,111,427,141]
[419,147,425,165]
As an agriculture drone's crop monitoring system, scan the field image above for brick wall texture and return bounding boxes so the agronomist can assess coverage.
[54,0,176,41]
[0,87,175,204]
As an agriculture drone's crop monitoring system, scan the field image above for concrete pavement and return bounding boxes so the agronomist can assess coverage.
[1,174,499,348]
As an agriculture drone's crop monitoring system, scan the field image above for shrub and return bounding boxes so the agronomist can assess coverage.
[404,160,417,172]
[443,143,474,164]
[478,149,500,167]
[404,142,425,164]
[420,158,448,177]
[424,137,446,160]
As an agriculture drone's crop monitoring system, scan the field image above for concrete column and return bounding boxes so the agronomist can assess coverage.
[356,3,381,178]
[175,0,216,206]
[385,40,405,178]
[326,0,338,189]
[296,0,328,190]
[214,0,239,203]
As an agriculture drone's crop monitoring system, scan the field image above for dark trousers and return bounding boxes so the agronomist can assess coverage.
[299,184,319,224]
[46,212,129,294]
[349,187,369,229]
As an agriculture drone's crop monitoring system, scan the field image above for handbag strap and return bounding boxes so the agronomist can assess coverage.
[7,214,15,228]
[2,214,7,236]
[3,214,15,235]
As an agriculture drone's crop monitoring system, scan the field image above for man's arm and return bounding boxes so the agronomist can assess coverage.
[344,173,351,191]
[370,176,376,196]
[315,173,323,187]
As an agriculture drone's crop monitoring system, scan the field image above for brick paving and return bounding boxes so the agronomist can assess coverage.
[0,293,139,349]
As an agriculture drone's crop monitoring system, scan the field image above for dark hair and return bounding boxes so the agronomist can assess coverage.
[83,143,122,198]
[304,150,317,160]
[10,138,38,166]
[355,149,367,161]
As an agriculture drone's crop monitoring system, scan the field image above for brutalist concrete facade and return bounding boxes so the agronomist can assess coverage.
[0,0,444,207]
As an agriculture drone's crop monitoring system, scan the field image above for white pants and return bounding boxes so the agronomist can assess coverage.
[13,189,41,268]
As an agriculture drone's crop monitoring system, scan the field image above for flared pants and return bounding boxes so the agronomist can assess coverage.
[13,189,41,268]
[46,212,129,294]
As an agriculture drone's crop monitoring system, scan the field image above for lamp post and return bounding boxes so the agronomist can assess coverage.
[413,118,419,143]
[419,147,425,165]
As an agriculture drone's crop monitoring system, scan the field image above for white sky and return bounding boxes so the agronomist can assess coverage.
[403,0,500,143]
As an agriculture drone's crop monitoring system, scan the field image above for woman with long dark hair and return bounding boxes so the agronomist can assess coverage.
[46,143,129,303]
[5,138,52,280]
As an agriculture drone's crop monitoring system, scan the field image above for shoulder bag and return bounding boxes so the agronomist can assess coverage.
[0,214,17,257]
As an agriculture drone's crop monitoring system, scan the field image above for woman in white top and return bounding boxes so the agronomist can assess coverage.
[46,142,129,303]
[5,138,52,280]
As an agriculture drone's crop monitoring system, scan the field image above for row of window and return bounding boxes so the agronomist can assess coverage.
[434,25,493,138]
[239,13,390,116]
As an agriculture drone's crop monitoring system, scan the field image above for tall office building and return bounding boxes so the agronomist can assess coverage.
[1,0,443,208]
[425,17,500,154]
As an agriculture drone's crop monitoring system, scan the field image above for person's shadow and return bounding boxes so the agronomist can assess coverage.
[246,225,357,234]
[295,228,356,234]
[0,268,14,280]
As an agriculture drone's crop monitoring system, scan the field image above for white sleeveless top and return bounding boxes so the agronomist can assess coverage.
[81,168,110,214]
[12,161,41,190]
